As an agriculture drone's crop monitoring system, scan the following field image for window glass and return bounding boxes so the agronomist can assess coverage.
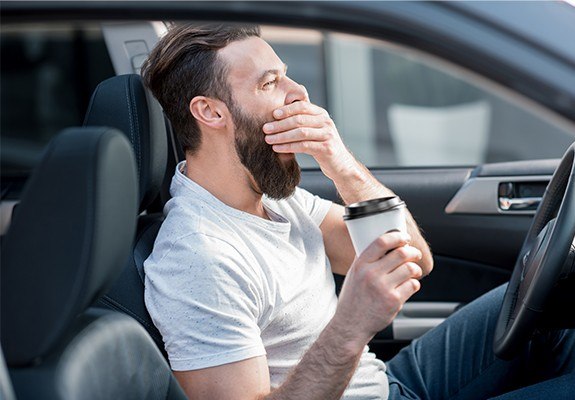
[1,23,115,175]
[3,23,573,174]
[265,29,575,168]
[262,27,326,168]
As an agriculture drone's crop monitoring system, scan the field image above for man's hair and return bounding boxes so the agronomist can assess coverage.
[141,23,261,153]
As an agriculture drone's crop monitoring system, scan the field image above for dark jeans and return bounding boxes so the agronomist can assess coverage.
[386,285,575,399]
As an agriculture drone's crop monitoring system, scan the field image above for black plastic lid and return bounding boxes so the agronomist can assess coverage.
[343,196,405,220]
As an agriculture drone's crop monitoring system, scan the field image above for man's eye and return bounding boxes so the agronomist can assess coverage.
[263,79,277,89]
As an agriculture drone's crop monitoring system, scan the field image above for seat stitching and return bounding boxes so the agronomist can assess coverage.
[131,78,141,177]
[125,77,141,176]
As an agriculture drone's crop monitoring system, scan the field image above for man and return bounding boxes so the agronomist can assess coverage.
[142,24,574,399]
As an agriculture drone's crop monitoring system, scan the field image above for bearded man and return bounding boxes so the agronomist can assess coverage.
[142,24,574,400]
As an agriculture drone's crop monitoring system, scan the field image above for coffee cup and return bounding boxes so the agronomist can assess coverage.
[344,196,407,255]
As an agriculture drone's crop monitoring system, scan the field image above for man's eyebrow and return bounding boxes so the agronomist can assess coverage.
[258,64,288,83]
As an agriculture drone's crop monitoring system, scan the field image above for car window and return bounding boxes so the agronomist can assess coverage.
[3,23,573,175]
[263,28,575,168]
[1,23,115,176]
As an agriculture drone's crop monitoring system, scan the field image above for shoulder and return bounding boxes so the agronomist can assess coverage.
[270,187,332,226]
[287,186,318,205]
[145,209,265,290]
[155,194,243,256]
[146,227,249,275]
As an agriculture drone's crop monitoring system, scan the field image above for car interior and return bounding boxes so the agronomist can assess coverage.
[1,3,575,398]
[85,73,173,359]
[0,126,185,399]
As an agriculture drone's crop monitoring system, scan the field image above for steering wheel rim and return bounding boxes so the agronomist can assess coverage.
[494,142,575,360]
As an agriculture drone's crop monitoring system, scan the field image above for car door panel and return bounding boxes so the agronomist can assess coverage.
[300,159,556,304]
[302,160,555,354]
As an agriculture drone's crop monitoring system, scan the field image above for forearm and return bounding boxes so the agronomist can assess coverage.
[264,319,363,400]
[328,157,390,204]
[265,229,426,399]
[331,157,433,275]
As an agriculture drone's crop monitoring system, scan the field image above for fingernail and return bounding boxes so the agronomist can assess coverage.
[263,123,274,132]
[274,109,283,118]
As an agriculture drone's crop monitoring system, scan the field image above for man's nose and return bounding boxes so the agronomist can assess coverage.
[284,79,309,105]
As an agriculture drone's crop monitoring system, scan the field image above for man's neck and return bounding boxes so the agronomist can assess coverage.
[184,150,270,220]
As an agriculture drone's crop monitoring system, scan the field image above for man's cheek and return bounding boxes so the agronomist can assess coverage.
[278,153,295,163]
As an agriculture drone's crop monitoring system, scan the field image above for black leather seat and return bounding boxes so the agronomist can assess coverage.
[0,127,186,399]
[84,74,175,357]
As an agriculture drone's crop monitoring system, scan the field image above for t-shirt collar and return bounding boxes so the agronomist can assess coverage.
[171,161,290,231]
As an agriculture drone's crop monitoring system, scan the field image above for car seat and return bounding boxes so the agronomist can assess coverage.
[83,74,178,358]
[0,127,186,399]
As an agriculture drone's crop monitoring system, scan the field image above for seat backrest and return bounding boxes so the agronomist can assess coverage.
[84,74,171,355]
[0,127,186,399]
[84,73,168,213]
[1,127,138,365]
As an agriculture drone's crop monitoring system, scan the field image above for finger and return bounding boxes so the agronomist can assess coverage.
[385,245,422,266]
[301,85,310,102]
[395,278,421,301]
[263,114,324,135]
[273,101,327,120]
[386,262,423,287]
[369,246,422,277]
[265,126,326,146]
[271,140,325,155]
[359,232,412,263]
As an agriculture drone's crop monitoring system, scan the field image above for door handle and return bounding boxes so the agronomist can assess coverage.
[499,197,541,211]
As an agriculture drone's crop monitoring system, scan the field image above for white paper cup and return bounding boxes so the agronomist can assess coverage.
[344,196,407,255]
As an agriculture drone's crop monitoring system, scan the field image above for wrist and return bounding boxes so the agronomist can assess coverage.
[326,313,371,357]
[323,153,364,187]
[326,159,394,205]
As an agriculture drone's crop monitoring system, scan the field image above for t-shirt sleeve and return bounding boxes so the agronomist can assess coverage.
[293,187,332,226]
[144,233,266,371]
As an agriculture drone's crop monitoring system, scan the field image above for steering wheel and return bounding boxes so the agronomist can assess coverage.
[493,142,575,360]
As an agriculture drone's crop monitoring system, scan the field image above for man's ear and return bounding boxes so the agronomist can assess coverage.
[189,96,227,129]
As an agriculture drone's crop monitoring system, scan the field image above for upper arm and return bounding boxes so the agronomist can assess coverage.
[320,203,355,275]
[174,356,271,400]
[144,233,267,372]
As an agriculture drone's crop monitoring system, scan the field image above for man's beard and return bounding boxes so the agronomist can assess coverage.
[230,102,301,200]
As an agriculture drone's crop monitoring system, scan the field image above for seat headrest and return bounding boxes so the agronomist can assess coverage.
[84,74,167,212]
[0,127,138,367]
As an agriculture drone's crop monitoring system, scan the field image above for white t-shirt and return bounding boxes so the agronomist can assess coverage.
[144,161,389,399]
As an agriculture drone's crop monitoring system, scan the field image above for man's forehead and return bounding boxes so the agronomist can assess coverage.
[219,37,285,82]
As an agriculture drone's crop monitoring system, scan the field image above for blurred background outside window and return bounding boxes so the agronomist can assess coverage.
[2,23,573,175]
[1,23,115,175]
[262,27,574,168]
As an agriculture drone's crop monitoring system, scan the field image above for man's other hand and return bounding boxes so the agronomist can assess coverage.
[332,231,423,353]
